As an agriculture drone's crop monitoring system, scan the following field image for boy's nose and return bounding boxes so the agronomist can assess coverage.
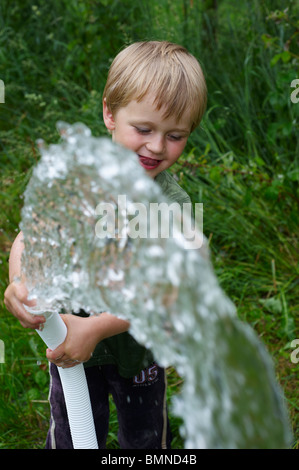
[146,135,165,155]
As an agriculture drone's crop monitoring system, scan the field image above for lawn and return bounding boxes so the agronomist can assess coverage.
[0,0,298,449]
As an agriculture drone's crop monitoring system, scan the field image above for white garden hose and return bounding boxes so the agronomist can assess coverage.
[27,307,98,449]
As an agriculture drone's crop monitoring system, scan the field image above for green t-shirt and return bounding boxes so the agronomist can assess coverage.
[83,170,192,377]
[155,170,191,208]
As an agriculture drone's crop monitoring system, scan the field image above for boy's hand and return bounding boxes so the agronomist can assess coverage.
[4,280,46,329]
[46,314,100,368]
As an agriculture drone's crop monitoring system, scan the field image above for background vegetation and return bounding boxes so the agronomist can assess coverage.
[0,0,298,449]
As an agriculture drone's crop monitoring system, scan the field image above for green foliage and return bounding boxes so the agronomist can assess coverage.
[0,0,298,449]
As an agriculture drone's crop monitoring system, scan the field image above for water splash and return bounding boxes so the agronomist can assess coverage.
[21,122,292,448]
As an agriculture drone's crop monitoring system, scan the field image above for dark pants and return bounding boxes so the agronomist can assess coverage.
[46,361,172,449]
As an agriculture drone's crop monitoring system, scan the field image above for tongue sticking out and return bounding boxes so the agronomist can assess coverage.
[138,156,161,167]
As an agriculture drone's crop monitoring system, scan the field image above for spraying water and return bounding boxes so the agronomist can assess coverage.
[20,122,292,449]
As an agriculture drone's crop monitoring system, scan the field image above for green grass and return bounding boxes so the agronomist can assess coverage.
[0,0,298,449]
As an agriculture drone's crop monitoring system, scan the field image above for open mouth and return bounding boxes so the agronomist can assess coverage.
[138,155,162,170]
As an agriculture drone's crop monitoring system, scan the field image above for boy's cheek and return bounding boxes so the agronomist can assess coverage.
[169,142,188,164]
[112,129,140,152]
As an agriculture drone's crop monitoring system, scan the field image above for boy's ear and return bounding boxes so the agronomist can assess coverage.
[103,98,115,131]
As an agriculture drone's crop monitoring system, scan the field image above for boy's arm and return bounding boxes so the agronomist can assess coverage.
[8,230,25,282]
[46,312,130,368]
[4,231,45,329]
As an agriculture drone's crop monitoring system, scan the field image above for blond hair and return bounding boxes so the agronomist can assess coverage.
[103,41,207,132]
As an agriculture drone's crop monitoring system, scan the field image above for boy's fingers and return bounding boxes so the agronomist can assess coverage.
[46,345,65,361]
[18,309,45,329]
[46,343,83,368]
[4,282,45,329]
[17,284,38,309]
[32,316,46,328]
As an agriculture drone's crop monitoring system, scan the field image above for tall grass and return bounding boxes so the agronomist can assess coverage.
[0,0,298,449]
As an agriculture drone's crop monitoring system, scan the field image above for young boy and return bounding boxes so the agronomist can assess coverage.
[4,41,207,449]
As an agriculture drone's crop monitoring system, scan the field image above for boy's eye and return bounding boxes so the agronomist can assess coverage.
[134,127,185,141]
[134,127,151,134]
[168,134,183,141]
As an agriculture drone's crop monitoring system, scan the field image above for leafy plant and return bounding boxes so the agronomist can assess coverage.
[0,0,298,449]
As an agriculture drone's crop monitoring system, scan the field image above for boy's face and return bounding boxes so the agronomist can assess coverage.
[103,95,191,178]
